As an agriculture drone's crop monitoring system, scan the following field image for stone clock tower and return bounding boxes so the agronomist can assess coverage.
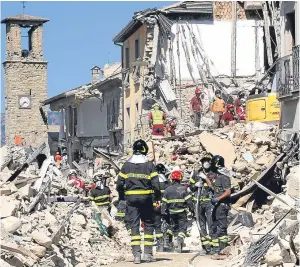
[2,14,49,147]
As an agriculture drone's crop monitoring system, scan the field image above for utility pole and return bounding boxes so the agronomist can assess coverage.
[262,1,273,66]
[231,1,237,77]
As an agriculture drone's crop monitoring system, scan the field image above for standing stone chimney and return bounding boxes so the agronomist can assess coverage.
[91,66,102,84]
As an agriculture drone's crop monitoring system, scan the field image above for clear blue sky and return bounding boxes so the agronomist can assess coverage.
[1,1,174,112]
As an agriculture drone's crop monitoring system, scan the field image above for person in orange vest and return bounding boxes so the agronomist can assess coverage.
[149,103,166,136]
[55,152,62,167]
[210,90,225,128]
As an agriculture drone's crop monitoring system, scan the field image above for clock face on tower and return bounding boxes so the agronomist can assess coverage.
[18,95,31,109]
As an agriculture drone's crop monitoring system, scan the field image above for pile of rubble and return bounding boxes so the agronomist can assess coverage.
[150,122,280,190]
[0,146,130,267]
[224,165,300,267]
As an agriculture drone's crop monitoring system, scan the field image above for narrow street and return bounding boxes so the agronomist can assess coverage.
[110,253,224,267]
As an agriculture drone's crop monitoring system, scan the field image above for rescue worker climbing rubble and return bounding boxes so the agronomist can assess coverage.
[153,163,171,252]
[161,170,194,253]
[210,155,231,256]
[116,139,160,264]
[88,172,112,213]
[189,152,214,255]
[210,89,225,128]
[149,103,166,136]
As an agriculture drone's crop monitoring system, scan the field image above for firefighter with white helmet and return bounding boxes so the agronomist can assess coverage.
[88,172,112,213]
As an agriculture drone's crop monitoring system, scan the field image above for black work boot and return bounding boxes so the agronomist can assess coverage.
[175,237,183,253]
[133,254,141,264]
[143,254,156,262]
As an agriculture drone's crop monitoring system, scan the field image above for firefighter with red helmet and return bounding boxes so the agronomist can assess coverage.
[116,139,160,264]
[221,104,236,127]
[161,170,194,253]
[190,88,202,128]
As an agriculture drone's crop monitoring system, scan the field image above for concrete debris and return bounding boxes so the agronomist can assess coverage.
[286,166,300,198]
[0,119,297,266]
[1,216,22,233]
[264,243,283,266]
[31,230,52,248]
[0,144,130,266]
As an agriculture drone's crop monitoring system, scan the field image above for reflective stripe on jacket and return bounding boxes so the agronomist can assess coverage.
[161,183,194,215]
[117,161,160,199]
[89,186,111,206]
[152,110,164,125]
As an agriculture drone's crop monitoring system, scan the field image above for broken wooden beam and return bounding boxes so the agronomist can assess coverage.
[1,242,39,261]
[51,198,81,245]
[93,148,120,171]
[161,129,203,141]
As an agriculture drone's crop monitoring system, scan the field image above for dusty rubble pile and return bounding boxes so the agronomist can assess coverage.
[224,166,300,267]
[0,148,130,267]
[150,122,280,189]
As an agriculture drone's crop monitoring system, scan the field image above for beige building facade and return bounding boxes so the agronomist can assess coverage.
[2,14,49,147]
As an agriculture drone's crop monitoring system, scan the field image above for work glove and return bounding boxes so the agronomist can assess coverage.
[211,197,219,206]
[154,201,161,210]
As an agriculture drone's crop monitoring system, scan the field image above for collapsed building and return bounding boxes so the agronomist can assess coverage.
[112,1,278,147]
[40,63,122,165]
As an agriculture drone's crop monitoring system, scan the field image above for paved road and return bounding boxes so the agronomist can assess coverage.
[110,252,225,267]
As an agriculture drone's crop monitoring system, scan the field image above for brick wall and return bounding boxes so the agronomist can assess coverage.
[213,1,248,20]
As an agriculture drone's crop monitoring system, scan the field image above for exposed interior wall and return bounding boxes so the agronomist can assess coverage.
[123,24,147,145]
[157,19,265,81]
[76,98,108,138]
[281,97,299,131]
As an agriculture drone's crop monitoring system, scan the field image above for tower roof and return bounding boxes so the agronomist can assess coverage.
[1,14,49,24]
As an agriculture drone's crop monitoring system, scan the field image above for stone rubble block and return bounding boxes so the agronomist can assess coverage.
[31,230,52,248]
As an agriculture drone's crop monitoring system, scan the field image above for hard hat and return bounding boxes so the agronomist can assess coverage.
[133,139,149,155]
[56,152,60,155]
[238,91,245,97]
[211,155,225,170]
[152,103,160,108]
[155,163,166,174]
[69,169,77,175]
[226,104,233,109]
[200,152,213,163]
[170,170,183,181]
[195,88,201,94]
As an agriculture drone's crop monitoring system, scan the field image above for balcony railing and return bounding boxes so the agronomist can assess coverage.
[293,45,299,91]
[276,45,300,98]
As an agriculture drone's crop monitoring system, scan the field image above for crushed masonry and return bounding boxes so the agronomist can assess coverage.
[0,121,299,266]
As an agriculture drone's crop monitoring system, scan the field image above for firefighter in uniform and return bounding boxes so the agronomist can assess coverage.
[88,172,112,213]
[149,103,166,136]
[189,152,214,254]
[153,163,171,252]
[116,139,160,264]
[210,155,231,255]
[161,170,194,253]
